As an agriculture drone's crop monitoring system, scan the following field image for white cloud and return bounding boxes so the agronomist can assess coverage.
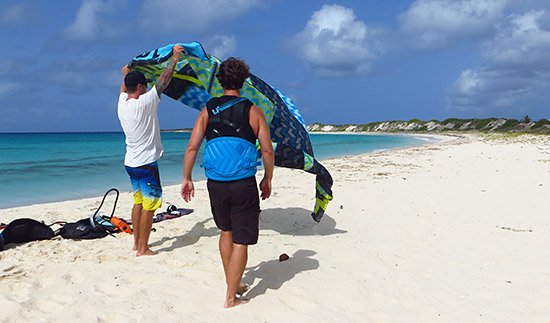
[289,4,382,77]
[448,10,550,112]
[0,4,27,24]
[64,0,126,41]
[205,34,237,59]
[453,68,482,97]
[399,0,510,49]
[449,68,534,110]
[482,10,550,67]
[140,0,261,33]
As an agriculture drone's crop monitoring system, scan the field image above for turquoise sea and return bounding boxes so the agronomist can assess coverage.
[0,132,430,209]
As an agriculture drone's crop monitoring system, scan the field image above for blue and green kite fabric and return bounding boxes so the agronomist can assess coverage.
[128,42,333,222]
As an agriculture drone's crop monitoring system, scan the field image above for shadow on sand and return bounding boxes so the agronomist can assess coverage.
[259,207,346,236]
[149,208,345,254]
[242,249,319,299]
[150,218,218,252]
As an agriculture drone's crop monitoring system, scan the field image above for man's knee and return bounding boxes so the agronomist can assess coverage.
[232,243,248,251]
[142,209,155,218]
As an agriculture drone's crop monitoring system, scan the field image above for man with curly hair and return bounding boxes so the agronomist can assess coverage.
[181,57,274,308]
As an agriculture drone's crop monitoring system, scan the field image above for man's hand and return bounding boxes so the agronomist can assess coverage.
[259,176,272,200]
[121,65,130,76]
[181,178,195,202]
[171,44,185,62]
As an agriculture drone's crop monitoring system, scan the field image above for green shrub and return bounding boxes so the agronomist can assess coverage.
[499,119,520,130]
[532,119,550,129]
[473,118,497,130]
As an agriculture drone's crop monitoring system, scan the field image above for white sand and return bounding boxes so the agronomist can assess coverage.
[1,133,549,322]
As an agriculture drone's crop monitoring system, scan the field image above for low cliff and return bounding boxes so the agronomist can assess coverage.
[308,118,550,133]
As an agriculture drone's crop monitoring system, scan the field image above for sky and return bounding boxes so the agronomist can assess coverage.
[0,0,549,133]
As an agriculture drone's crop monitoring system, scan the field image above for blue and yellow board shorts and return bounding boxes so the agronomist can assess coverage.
[125,161,162,211]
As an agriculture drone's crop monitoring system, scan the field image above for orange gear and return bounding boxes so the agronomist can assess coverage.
[110,216,133,234]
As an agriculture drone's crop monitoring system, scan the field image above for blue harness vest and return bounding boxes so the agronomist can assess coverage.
[201,98,261,181]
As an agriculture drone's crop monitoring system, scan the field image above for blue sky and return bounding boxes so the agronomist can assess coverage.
[0,0,549,132]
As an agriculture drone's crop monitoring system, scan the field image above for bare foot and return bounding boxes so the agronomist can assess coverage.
[132,244,138,251]
[236,283,250,295]
[136,249,157,257]
[224,297,249,308]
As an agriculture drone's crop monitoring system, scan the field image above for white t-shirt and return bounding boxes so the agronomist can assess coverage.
[117,86,163,167]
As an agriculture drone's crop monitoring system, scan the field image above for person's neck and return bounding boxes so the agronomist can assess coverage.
[223,89,240,97]
[127,91,141,100]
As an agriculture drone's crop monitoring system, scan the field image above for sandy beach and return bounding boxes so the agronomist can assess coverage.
[1,133,549,322]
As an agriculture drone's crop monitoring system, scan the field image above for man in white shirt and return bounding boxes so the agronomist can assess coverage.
[118,44,184,256]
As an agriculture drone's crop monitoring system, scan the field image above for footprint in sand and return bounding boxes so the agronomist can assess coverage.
[0,265,25,278]
[62,271,85,285]
[2,265,17,272]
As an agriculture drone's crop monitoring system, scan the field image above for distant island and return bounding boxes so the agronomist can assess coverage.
[308,117,550,133]
[161,128,193,133]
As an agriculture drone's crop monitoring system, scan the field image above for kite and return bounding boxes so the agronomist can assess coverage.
[127,42,333,222]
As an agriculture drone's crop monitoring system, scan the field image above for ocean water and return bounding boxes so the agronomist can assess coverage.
[0,132,429,209]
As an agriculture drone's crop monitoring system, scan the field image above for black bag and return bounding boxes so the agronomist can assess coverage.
[0,218,54,250]
[58,218,110,240]
[58,188,121,240]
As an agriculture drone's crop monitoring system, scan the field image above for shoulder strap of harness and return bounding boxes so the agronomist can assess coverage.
[211,97,248,115]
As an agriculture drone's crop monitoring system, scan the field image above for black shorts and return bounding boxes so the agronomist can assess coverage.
[207,176,260,245]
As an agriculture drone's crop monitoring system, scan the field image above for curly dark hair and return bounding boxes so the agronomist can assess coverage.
[217,57,250,90]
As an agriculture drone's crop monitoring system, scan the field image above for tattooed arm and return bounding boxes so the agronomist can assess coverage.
[154,44,185,98]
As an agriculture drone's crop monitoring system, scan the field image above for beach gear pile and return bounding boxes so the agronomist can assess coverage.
[0,189,128,251]
[0,188,193,251]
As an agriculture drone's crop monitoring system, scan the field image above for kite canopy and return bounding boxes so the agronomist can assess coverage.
[128,42,333,222]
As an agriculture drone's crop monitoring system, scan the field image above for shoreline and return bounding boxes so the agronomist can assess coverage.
[0,132,446,211]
